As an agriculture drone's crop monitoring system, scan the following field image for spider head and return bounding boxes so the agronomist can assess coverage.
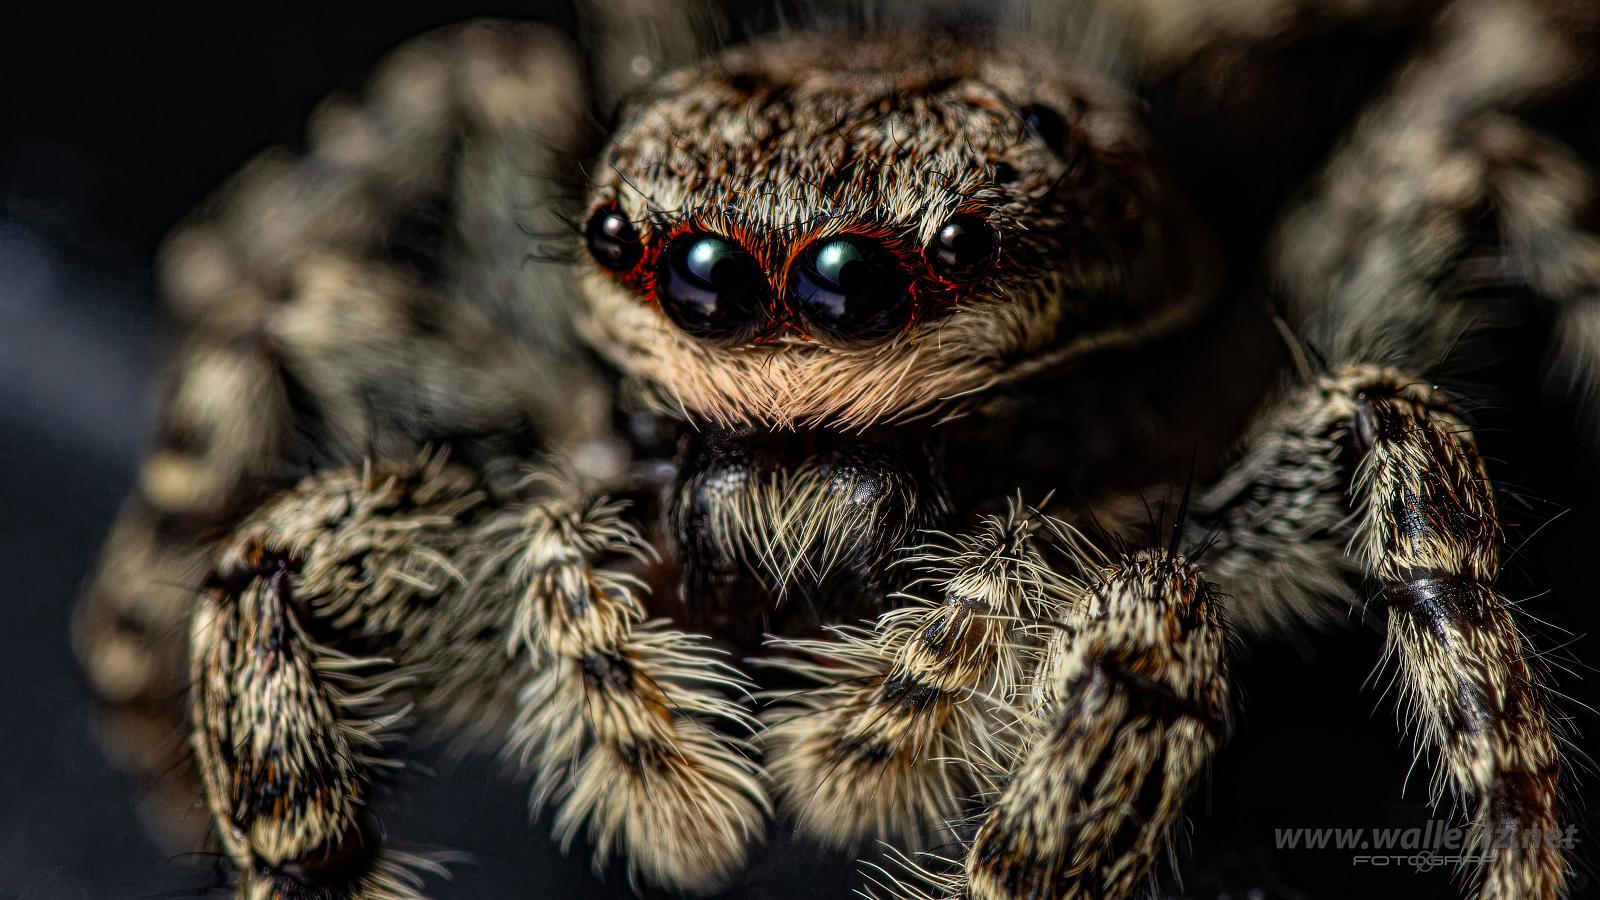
[573,32,1210,621]
[577,31,1211,430]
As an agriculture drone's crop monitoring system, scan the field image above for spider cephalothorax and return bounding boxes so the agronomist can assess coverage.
[581,33,1214,630]
[74,3,1597,900]
[578,31,1211,430]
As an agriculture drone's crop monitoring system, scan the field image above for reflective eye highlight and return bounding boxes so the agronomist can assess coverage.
[791,235,912,344]
[928,214,998,282]
[585,205,643,271]
[656,233,768,342]
[813,240,867,292]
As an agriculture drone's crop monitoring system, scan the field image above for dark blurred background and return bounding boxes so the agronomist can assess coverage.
[2,4,1598,899]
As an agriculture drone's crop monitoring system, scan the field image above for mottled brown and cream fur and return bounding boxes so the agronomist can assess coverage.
[72,1,1600,899]
[580,32,1210,429]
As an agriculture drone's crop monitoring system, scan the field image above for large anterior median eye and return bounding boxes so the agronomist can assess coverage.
[791,236,912,344]
[656,233,768,342]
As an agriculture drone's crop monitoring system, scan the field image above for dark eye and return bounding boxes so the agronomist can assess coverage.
[928,214,998,281]
[791,236,913,345]
[1020,102,1067,151]
[585,205,643,271]
[656,233,768,342]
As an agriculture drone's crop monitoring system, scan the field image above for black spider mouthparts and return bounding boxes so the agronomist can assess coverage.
[668,423,951,648]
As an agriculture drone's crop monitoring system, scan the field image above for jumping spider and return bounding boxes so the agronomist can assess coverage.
[75,1,1599,898]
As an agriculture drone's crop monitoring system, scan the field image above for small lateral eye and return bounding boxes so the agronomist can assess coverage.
[585,205,643,271]
[656,232,768,343]
[791,235,913,345]
[1019,102,1067,151]
[928,214,998,281]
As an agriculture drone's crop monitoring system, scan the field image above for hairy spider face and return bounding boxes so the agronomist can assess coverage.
[575,33,1213,613]
[81,7,1595,896]
[577,32,1211,430]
